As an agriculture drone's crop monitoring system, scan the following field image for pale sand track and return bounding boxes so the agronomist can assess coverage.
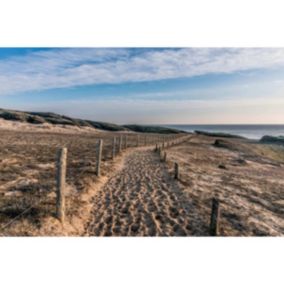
[86,148,192,236]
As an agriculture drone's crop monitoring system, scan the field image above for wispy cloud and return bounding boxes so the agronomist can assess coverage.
[1,48,284,95]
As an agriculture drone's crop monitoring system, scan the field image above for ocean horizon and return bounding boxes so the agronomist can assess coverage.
[161,124,284,139]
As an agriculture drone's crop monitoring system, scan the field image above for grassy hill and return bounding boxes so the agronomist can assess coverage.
[123,124,183,134]
[195,130,245,139]
[0,108,184,134]
[259,135,284,145]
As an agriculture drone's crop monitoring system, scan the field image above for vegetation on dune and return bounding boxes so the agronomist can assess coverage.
[0,108,184,134]
[213,139,240,151]
[123,124,185,134]
[195,130,245,139]
[86,120,126,131]
[259,135,284,145]
[165,136,284,236]
[0,130,148,236]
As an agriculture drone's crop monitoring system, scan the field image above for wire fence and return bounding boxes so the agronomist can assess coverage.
[0,132,187,235]
[156,135,221,236]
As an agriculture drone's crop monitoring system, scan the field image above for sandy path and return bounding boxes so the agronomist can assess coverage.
[86,148,192,236]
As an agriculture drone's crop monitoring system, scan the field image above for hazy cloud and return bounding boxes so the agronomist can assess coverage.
[1,48,284,95]
[9,94,284,125]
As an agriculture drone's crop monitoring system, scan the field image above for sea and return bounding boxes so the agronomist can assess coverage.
[162,125,284,140]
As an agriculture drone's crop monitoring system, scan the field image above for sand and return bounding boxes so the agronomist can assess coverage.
[85,135,284,236]
[0,120,283,236]
[164,136,284,236]
[87,148,191,236]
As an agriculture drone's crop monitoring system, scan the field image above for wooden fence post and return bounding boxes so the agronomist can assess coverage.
[119,136,122,152]
[163,152,167,162]
[209,198,220,236]
[96,139,103,177]
[112,137,116,159]
[174,162,179,179]
[160,150,163,161]
[124,135,127,149]
[56,147,67,223]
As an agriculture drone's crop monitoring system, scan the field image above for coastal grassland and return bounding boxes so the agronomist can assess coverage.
[252,144,284,163]
[0,129,159,236]
[1,126,283,236]
[164,135,284,236]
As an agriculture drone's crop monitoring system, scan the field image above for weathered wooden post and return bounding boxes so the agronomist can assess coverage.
[96,139,103,177]
[119,136,122,152]
[56,147,67,223]
[155,143,158,152]
[124,135,127,148]
[163,152,167,162]
[160,150,163,161]
[209,198,220,236]
[112,137,116,159]
[174,162,179,179]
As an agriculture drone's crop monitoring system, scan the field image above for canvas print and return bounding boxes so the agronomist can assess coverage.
[0,48,283,236]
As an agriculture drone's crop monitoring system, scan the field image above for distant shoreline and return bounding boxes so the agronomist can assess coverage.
[159,124,284,140]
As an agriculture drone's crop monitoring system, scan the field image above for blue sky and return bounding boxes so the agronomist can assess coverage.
[0,48,284,124]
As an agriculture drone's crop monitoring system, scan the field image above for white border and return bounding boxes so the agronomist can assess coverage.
[0,1,283,283]
[0,0,284,47]
[0,237,283,284]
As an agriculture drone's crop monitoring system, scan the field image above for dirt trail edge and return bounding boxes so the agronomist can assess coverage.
[86,148,192,236]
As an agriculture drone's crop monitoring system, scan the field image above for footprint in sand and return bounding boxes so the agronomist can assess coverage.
[87,149,192,236]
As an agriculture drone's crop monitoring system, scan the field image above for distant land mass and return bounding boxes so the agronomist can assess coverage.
[0,108,184,134]
[260,135,284,146]
[194,130,245,139]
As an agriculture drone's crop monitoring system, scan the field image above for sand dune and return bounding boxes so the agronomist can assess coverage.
[0,118,102,134]
[0,125,283,236]
[165,136,284,236]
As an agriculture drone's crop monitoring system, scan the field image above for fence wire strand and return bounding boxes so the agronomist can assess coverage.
[0,133,187,236]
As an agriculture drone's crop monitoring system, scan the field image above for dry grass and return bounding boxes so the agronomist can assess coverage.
[165,135,284,236]
[0,128,165,236]
[1,125,283,237]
